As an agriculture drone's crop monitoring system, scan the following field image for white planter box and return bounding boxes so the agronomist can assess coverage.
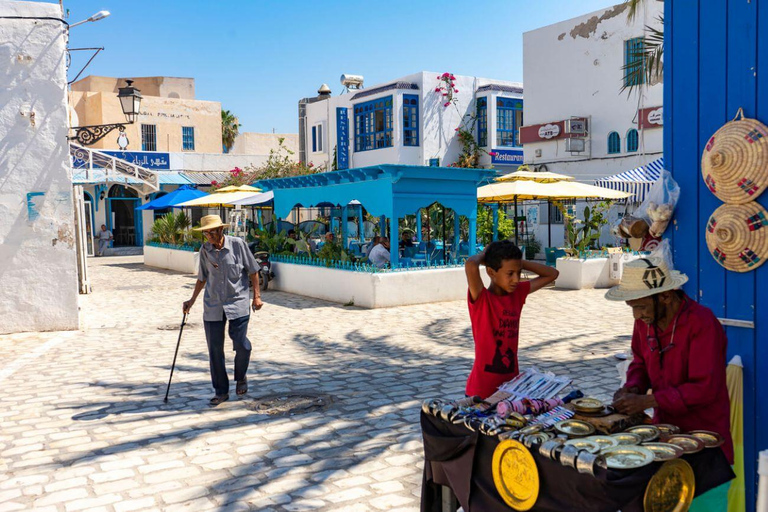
[554,254,640,290]
[270,262,490,308]
[144,245,200,274]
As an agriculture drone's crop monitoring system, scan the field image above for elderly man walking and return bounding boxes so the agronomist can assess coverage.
[183,215,263,405]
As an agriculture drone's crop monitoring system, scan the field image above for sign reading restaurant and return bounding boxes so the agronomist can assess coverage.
[491,149,524,165]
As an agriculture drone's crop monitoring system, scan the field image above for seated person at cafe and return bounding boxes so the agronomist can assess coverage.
[368,236,390,268]
[399,229,415,249]
[464,241,559,399]
[363,236,380,257]
[607,258,734,511]
[324,232,335,244]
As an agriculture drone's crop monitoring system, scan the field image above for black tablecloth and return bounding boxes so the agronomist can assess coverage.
[420,412,734,512]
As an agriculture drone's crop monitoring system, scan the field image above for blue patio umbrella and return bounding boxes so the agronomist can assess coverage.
[136,185,208,210]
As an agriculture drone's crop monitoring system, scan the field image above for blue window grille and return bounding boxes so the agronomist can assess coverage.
[608,131,621,154]
[182,126,195,151]
[428,158,440,167]
[141,124,157,152]
[403,95,419,146]
[317,124,323,151]
[354,95,393,152]
[624,37,645,87]
[311,126,317,152]
[496,97,523,147]
[626,128,639,152]
[477,97,488,147]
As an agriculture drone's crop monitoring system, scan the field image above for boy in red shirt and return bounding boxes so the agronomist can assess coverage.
[464,241,559,398]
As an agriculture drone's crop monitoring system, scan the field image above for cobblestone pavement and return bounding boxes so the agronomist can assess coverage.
[0,256,633,511]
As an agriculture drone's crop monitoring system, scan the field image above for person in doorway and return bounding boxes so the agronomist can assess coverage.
[96,224,113,256]
[607,258,734,510]
[368,236,391,268]
[464,241,559,399]
[182,215,263,406]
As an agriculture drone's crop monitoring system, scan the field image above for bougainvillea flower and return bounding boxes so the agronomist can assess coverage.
[488,152,498,156]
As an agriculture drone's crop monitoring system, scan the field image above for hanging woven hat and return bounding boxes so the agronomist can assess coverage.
[701,108,768,204]
[705,202,768,272]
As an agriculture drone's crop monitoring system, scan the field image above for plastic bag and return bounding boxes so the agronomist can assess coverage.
[634,170,680,238]
[648,238,675,270]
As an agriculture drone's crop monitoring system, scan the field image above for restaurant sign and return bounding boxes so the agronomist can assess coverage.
[336,107,350,170]
[638,106,663,129]
[72,150,171,170]
[491,149,524,165]
[520,118,587,144]
[538,124,561,139]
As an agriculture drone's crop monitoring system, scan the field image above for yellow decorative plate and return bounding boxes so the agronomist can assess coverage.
[492,439,540,511]
[666,435,706,454]
[572,397,605,413]
[643,442,685,462]
[586,435,620,451]
[564,438,602,454]
[643,459,695,512]
[601,445,655,469]
[610,432,642,446]
[554,419,596,437]
[626,425,661,443]
[688,430,725,449]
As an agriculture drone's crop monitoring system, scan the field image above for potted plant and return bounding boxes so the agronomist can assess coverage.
[555,202,615,289]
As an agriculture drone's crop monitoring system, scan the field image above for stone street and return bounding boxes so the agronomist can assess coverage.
[0,256,633,511]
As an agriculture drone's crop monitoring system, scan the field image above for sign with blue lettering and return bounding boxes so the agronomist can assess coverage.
[491,148,524,166]
[72,151,171,170]
[336,108,349,170]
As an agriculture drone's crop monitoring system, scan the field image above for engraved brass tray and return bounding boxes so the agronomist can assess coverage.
[554,419,595,438]
[643,459,695,512]
[642,442,685,462]
[610,432,642,446]
[687,430,725,449]
[666,435,705,454]
[586,435,620,451]
[492,439,540,511]
[626,425,661,443]
[601,445,655,469]
[564,438,601,454]
[572,397,605,413]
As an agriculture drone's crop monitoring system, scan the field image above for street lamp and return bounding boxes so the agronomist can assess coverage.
[69,10,111,28]
[69,80,142,146]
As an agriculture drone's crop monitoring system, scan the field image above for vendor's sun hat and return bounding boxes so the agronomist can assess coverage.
[701,108,768,204]
[193,214,227,231]
[605,257,688,302]
[706,202,768,272]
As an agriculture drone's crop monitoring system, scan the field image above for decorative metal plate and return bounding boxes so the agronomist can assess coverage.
[656,424,681,436]
[492,439,540,511]
[610,432,642,446]
[572,397,605,413]
[665,435,706,454]
[687,430,725,449]
[643,459,695,512]
[601,445,655,469]
[554,420,595,437]
[626,425,661,443]
[587,435,620,451]
[642,442,685,462]
[564,438,601,454]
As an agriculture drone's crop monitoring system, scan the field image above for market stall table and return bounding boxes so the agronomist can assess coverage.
[420,412,734,512]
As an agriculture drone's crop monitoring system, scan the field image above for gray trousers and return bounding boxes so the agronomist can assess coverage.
[203,313,251,396]
[98,239,109,256]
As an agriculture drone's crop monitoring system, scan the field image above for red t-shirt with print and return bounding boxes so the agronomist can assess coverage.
[466,281,531,399]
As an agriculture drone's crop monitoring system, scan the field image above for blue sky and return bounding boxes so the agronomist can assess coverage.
[66,0,618,134]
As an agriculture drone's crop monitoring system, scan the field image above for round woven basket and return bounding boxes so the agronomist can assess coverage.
[705,202,768,272]
[701,109,768,204]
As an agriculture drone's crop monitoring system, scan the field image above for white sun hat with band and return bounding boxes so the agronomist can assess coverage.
[193,214,227,231]
[605,257,689,301]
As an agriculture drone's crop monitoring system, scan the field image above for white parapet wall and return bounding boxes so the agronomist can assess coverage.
[0,1,79,334]
[271,262,490,308]
[144,245,200,274]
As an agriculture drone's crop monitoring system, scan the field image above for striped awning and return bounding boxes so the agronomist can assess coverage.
[594,157,664,202]
[180,171,230,186]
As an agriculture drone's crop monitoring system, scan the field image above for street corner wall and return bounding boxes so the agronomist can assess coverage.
[0,1,79,334]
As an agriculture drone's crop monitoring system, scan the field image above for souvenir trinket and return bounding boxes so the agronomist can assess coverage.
[559,444,581,469]
[575,450,607,476]
[587,435,619,451]
[666,435,706,454]
[538,439,564,461]
[554,419,595,438]
[656,424,680,437]
[492,439,540,511]
[643,459,695,512]
[564,438,601,454]
[601,445,655,469]
[642,442,684,462]
[572,397,604,414]
[626,425,661,443]
[687,430,725,449]
[610,432,642,446]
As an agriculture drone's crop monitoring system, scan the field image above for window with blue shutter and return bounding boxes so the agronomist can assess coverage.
[607,131,621,154]
[477,97,488,147]
[182,126,195,151]
[624,37,645,87]
[626,128,639,152]
[354,96,393,152]
[311,126,317,152]
[403,95,419,147]
[496,98,523,147]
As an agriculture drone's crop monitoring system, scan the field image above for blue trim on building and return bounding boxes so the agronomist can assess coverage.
[607,131,621,154]
[477,84,523,94]
[624,37,645,87]
[477,97,488,147]
[354,95,393,152]
[496,97,523,147]
[626,128,639,152]
[403,94,419,146]
[312,126,317,152]
[350,81,418,100]
[182,126,195,151]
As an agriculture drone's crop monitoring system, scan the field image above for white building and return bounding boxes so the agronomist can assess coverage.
[299,72,524,172]
[521,2,664,247]
[0,1,79,333]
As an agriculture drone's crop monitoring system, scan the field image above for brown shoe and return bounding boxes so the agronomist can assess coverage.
[209,394,229,406]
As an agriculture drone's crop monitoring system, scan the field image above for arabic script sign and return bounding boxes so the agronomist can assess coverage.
[72,151,171,170]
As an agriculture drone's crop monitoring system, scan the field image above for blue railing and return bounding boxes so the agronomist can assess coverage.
[271,254,466,273]
[146,241,202,252]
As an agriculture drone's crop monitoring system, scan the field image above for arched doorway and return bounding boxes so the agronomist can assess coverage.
[83,191,95,256]
[107,185,142,246]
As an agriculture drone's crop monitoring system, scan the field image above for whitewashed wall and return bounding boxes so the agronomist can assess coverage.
[0,1,79,333]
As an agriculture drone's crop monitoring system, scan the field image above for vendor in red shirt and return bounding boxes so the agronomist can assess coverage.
[607,258,734,510]
[464,241,559,399]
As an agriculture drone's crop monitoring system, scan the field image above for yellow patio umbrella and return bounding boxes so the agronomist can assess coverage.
[495,169,575,183]
[727,355,745,512]
[177,184,263,208]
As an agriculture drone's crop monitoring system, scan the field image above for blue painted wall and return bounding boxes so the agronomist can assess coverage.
[665,1,766,508]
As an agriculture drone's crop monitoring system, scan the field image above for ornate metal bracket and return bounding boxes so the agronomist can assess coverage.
[68,124,126,146]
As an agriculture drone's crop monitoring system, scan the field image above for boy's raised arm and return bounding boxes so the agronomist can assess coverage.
[523,260,559,293]
[465,253,486,302]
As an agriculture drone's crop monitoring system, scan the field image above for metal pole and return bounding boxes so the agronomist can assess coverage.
[442,205,447,262]
[164,313,188,402]
[547,200,552,248]
[514,196,519,245]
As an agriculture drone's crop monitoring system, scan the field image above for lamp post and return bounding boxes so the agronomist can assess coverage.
[69,80,142,146]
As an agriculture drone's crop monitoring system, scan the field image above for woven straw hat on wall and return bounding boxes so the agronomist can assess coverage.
[705,202,768,273]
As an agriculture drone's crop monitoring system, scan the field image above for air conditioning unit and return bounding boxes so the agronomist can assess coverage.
[565,138,586,153]
[564,118,587,135]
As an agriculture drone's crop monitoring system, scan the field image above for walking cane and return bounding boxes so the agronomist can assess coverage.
[164,313,188,403]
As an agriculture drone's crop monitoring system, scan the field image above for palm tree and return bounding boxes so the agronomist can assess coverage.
[621,0,664,93]
[221,110,241,153]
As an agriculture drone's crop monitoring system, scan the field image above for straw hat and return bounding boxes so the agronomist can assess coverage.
[605,257,688,302]
[193,214,227,231]
[705,202,768,272]
[701,108,768,204]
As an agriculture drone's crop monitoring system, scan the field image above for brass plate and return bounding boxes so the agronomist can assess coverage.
[564,438,601,454]
[643,459,695,512]
[610,432,642,446]
[601,445,655,469]
[666,435,705,454]
[492,439,540,511]
[656,424,681,436]
[643,442,685,462]
[586,435,620,451]
[688,430,725,449]
[554,420,595,437]
[572,397,605,413]
[626,425,661,443]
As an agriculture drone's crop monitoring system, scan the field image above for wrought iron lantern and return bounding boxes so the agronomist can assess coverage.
[69,80,142,146]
